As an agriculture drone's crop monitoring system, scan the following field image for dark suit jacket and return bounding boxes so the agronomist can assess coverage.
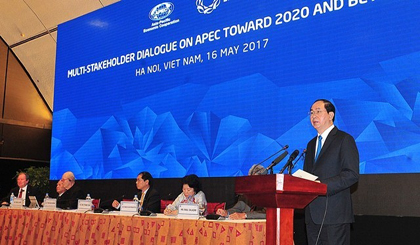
[2,185,41,207]
[304,126,359,225]
[56,184,85,209]
[138,187,161,213]
[227,195,266,219]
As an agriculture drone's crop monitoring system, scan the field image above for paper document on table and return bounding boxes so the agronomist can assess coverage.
[292,169,318,181]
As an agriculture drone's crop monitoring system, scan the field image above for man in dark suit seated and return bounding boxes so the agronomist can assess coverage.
[56,171,85,209]
[1,172,42,207]
[304,99,359,245]
[112,171,161,213]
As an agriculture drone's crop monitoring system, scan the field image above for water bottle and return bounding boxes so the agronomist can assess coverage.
[10,193,15,204]
[133,194,139,211]
[85,194,94,210]
[43,193,49,205]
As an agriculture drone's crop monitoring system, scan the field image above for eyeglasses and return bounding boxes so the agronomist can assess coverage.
[308,109,326,116]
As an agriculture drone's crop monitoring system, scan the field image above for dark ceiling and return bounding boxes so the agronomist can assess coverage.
[0,0,120,110]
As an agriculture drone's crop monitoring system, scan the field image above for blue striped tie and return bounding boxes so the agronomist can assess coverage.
[315,135,322,162]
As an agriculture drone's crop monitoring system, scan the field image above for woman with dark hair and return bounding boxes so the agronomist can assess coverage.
[164,174,207,215]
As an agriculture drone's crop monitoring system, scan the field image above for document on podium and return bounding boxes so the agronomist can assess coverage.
[292,169,318,181]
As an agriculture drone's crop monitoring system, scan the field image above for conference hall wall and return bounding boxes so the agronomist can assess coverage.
[52,0,420,216]
[0,38,51,200]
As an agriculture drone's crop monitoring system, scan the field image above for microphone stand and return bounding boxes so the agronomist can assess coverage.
[255,145,288,166]
[279,160,291,174]
[266,151,289,174]
[267,165,275,175]
[287,162,294,175]
[287,150,306,175]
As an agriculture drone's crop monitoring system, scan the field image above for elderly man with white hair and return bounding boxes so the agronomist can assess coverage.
[56,171,85,209]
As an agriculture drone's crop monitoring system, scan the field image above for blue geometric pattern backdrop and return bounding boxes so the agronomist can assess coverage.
[51,0,420,179]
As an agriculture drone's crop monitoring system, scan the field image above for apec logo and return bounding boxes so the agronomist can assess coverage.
[149,2,174,21]
[196,0,228,14]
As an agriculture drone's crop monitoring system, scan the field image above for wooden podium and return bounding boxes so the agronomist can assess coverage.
[235,174,327,245]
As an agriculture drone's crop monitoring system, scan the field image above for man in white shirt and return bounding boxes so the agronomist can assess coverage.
[1,172,41,207]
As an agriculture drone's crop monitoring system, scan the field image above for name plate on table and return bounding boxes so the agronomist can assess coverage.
[78,199,93,211]
[178,203,199,218]
[43,198,57,210]
[11,198,24,208]
[120,201,138,213]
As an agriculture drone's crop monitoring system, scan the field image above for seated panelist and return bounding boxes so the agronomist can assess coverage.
[112,171,161,213]
[42,181,66,207]
[55,171,85,209]
[216,164,267,220]
[164,174,207,216]
[1,172,42,207]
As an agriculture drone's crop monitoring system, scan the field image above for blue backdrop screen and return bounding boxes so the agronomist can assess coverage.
[52,0,420,180]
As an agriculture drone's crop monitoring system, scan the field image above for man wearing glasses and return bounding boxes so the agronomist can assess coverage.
[56,171,85,209]
[304,99,359,245]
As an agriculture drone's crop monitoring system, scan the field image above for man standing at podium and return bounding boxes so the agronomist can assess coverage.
[304,99,359,245]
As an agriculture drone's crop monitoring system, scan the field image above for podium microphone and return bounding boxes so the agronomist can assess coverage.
[288,149,306,174]
[279,150,299,174]
[266,151,289,174]
[255,145,289,166]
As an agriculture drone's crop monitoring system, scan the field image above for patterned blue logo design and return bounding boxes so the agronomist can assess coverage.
[51,52,420,179]
[196,0,220,14]
[52,0,420,179]
[149,2,174,21]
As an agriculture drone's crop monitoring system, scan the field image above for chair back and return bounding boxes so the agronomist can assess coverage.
[92,199,101,209]
[206,202,226,214]
[160,200,173,213]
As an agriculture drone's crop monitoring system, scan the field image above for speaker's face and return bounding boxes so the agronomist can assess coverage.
[310,101,334,134]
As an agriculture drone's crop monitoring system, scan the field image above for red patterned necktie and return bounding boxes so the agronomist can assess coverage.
[19,189,24,198]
